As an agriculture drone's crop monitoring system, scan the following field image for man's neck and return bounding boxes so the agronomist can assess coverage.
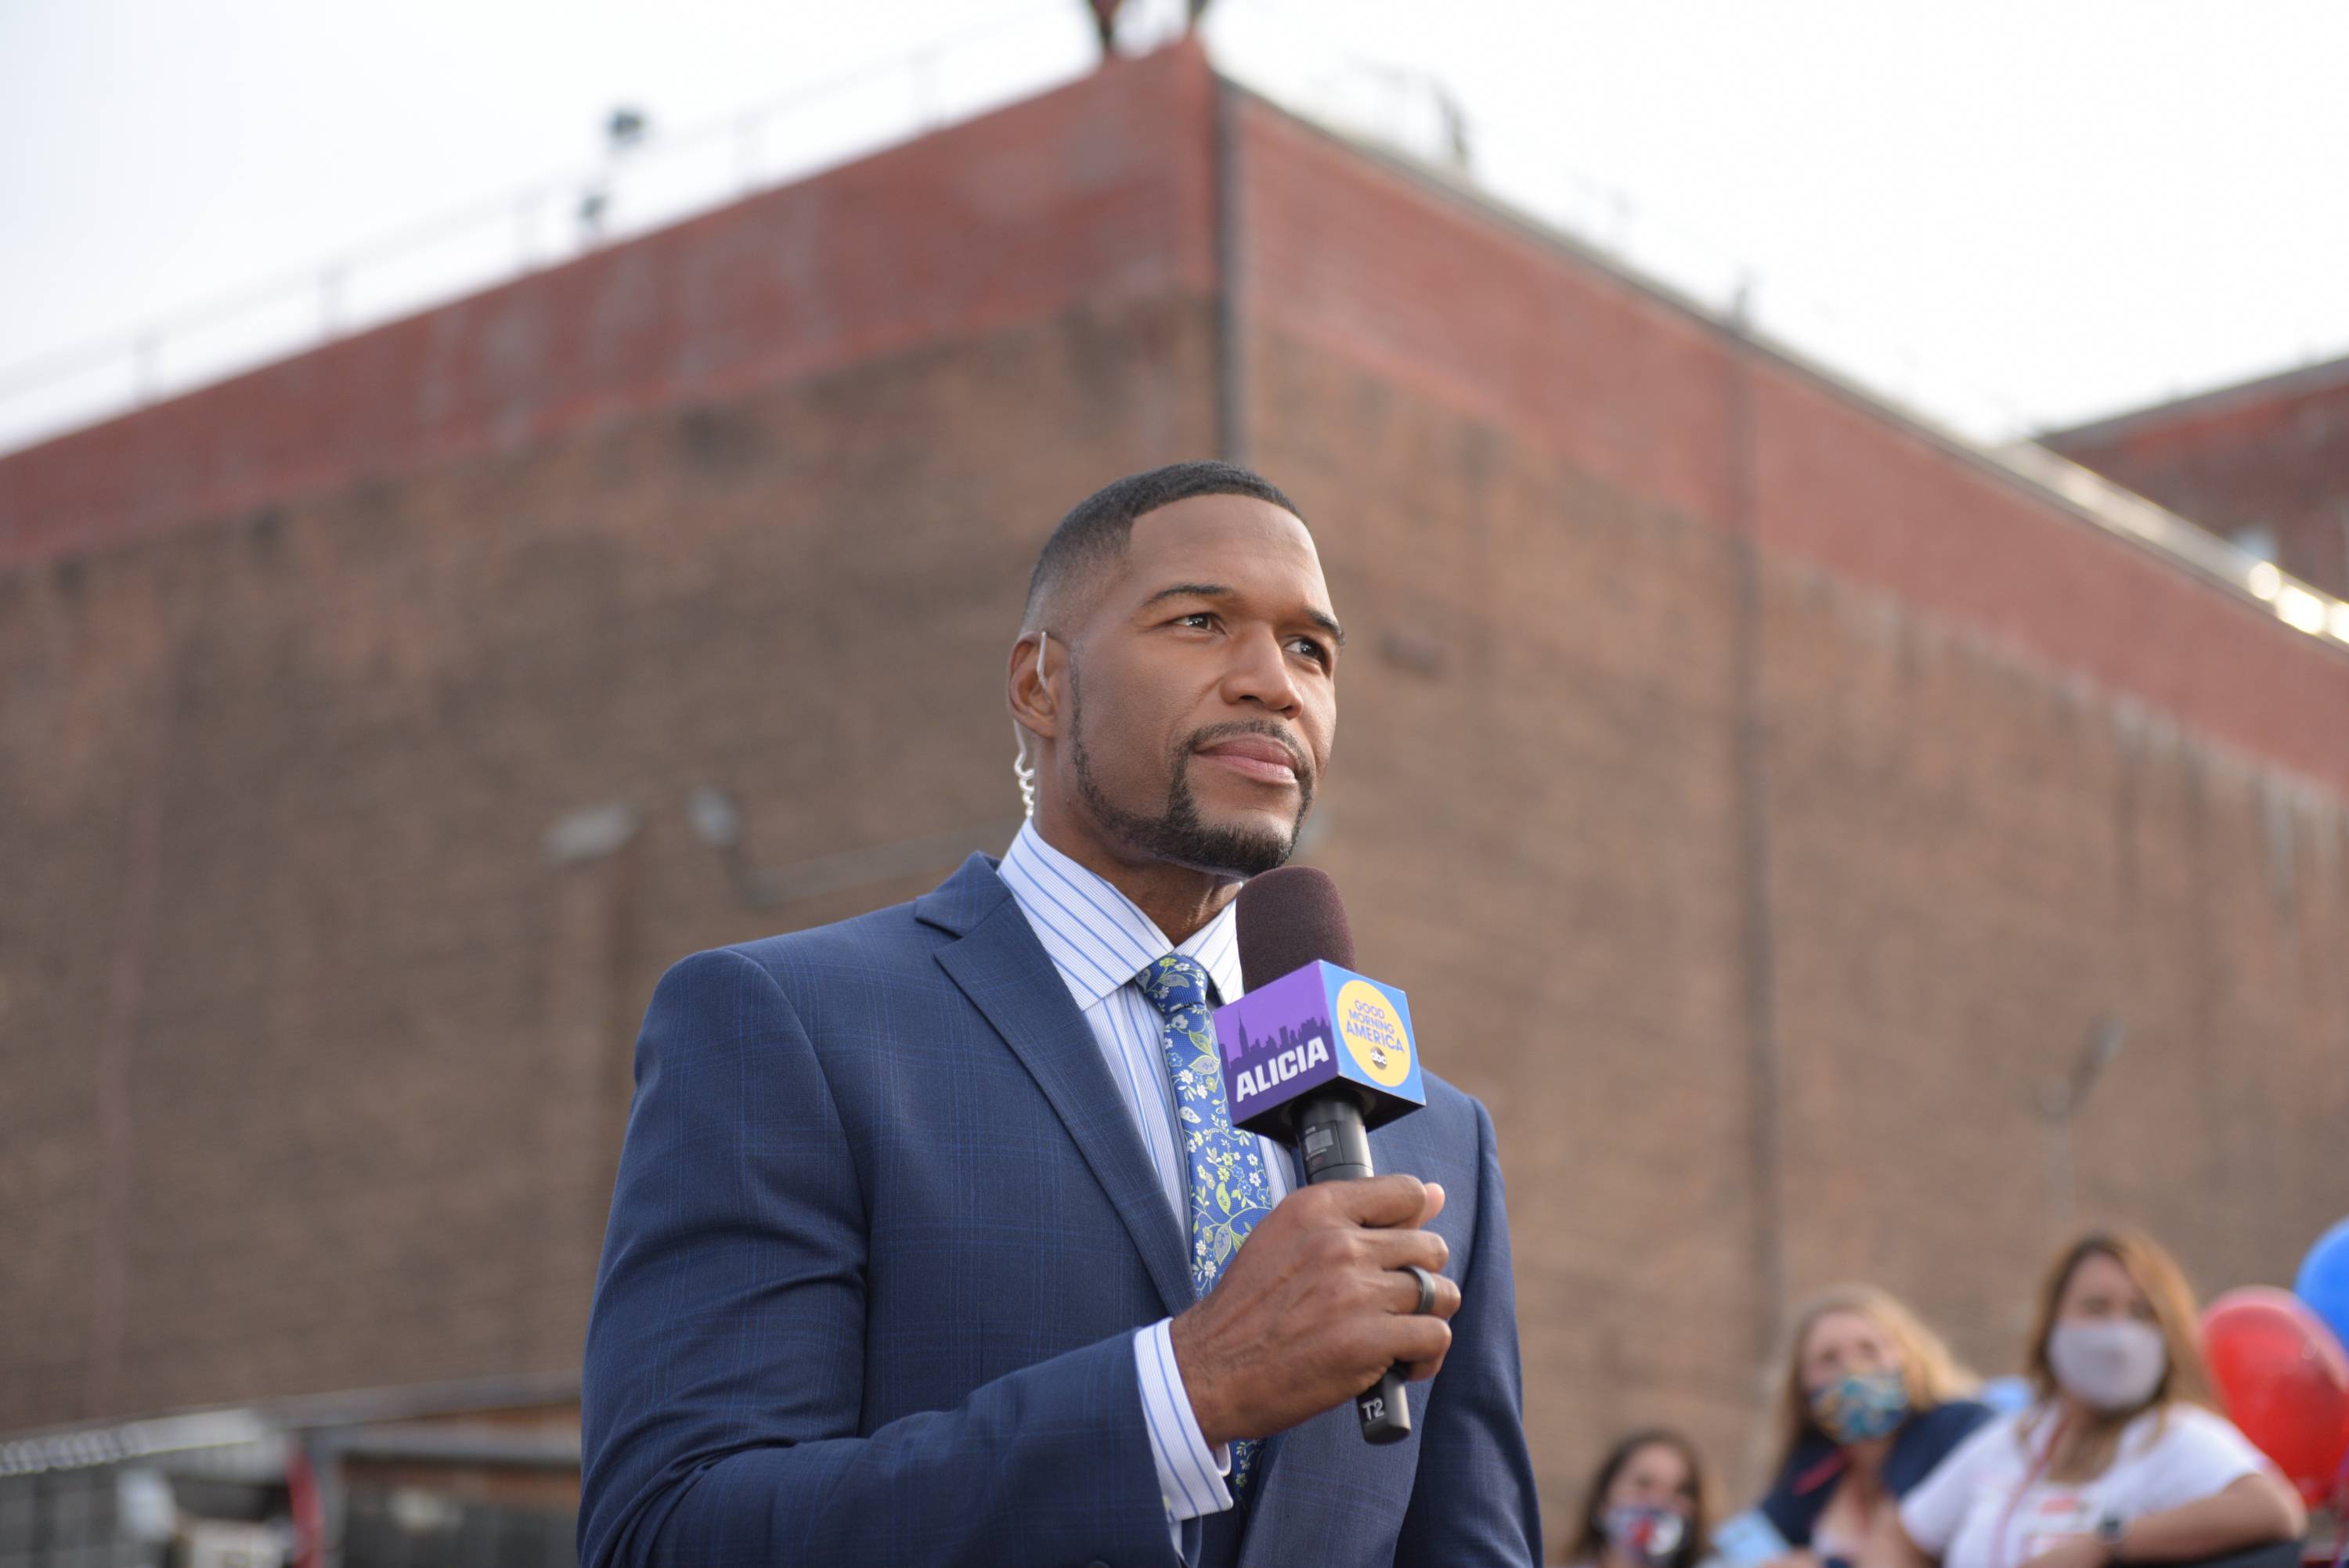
[1030,806,1239,946]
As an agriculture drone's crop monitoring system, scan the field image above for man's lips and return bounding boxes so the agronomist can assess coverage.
[1193,737,1303,787]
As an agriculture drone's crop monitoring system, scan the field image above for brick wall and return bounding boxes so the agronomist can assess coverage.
[0,288,1223,1429]
[1245,326,2349,1510]
[2044,358,2349,600]
[4,41,2345,1541]
[0,41,1225,1433]
[1230,85,2349,1508]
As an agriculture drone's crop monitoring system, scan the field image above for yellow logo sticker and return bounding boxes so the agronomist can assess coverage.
[1335,979,1413,1087]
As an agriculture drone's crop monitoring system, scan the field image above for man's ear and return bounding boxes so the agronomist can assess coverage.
[1007,630,1058,744]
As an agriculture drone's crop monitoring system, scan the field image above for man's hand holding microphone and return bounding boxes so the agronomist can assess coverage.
[1171,1173,1460,1447]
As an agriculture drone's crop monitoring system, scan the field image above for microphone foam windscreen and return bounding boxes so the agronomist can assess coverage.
[1236,865,1355,992]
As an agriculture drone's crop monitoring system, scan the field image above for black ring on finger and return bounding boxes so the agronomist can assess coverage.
[1402,1263,1438,1317]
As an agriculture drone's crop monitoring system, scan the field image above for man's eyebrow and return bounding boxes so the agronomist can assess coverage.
[1141,582,1348,648]
[1140,582,1233,608]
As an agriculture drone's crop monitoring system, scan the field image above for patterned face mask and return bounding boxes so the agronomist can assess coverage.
[1603,1505,1687,1568]
[1808,1368,1911,1444]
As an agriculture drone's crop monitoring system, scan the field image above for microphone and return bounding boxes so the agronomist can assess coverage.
[1211,866,1428,1444]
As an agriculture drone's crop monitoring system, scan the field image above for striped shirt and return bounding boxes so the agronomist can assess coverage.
[998,820,1294,1534]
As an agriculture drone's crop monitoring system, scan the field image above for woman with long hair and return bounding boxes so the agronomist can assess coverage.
[1885,1230,2304,1568]
[1748,1285,1992,1568]
[1561,1429,1712,1568]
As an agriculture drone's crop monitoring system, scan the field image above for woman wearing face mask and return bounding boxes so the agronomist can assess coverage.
[1885,1231,2305,1568]
[1749,1287,1992,1568]
[1562,1429,1712,1568]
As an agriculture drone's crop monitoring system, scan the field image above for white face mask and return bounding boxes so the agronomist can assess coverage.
[2048,1318,2167,1412]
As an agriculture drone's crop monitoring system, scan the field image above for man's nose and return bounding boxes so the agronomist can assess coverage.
[1219,627,1302,716]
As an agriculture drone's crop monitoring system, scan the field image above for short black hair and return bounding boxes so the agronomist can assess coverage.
[1022,460,1304,629]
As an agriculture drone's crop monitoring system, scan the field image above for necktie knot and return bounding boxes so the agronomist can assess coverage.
[1137,952,1212,1015]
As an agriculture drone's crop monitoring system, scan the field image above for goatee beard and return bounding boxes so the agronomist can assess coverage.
[1067,665,1310,881]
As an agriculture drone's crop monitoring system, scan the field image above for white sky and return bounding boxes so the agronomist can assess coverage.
[4,0,2346,451]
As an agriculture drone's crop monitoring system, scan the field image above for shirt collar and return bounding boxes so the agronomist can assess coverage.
[998,819,1243,1013]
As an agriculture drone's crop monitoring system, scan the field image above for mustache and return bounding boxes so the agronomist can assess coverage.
[1182,719,1312,785]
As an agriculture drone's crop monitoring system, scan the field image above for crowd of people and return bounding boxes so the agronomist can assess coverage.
[1561,1229,2311,1568]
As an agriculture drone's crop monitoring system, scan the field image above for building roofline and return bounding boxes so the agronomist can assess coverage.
[1217,71,2349,660]
[2040,350,2349,448]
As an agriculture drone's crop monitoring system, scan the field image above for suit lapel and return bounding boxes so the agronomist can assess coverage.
[925,857,1196,1321]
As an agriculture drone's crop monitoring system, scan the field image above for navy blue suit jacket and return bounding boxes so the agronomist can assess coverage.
[579,854,1540,1567]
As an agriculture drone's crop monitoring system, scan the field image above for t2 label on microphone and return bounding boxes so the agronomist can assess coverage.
[1211,961,1425,1137]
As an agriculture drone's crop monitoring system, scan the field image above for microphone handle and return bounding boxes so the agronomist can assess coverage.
[1294,1090,1412,1445]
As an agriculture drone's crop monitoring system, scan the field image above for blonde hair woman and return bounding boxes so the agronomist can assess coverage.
[1886,1231,2304,1568]
[1745,1286,1990,1568]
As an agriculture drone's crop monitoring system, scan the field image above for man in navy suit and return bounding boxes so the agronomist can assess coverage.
[579,462,1540,1566]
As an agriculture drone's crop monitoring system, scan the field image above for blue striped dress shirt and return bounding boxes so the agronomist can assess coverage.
[997,820,1294,1537]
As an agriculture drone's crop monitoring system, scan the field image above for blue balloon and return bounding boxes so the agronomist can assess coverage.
[2296,1217,2349,1355]
[1979,1375,2033,1415]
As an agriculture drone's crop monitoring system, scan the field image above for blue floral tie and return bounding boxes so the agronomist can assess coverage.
[1137,952,1274,1495]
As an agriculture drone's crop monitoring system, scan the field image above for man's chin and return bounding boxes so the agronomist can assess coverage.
[1178,813,1299,880]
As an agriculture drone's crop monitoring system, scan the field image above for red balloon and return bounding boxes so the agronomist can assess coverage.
[2201,1286,2349,1508]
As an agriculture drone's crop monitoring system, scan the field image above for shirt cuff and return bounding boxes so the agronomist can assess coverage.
[1132,1319,1235,1523]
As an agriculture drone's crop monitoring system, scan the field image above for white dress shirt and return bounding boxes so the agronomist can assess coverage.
[997,820,1294,1536]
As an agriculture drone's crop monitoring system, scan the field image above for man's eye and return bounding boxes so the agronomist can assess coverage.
[1174,612,1215,630]
[1290,638,1333,665]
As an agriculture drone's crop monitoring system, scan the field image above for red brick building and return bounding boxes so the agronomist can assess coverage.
[2045,353,2349,600]
[4,40,2345,1561]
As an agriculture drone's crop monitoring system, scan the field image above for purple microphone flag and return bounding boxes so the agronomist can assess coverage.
[1211,961,1426,1137]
